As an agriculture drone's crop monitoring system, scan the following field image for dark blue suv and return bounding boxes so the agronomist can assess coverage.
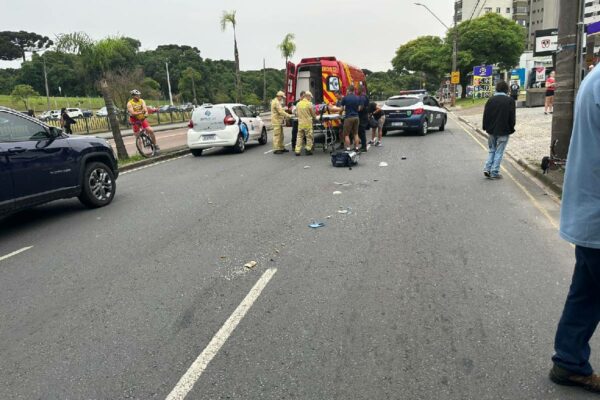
[0,107,118,217]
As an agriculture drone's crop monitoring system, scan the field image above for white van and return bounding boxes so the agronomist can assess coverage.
[187,103,267,156]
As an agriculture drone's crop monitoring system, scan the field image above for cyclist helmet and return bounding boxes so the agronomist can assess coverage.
[130,89,141,96]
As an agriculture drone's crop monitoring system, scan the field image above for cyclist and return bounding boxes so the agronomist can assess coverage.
[127,89,160,153]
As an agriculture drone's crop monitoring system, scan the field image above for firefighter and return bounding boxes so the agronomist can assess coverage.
[271,91,292,154]
[295,91,317,156]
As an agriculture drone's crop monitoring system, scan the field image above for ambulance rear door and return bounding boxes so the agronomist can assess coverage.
[321,59,341,106]
[286,61,296,107]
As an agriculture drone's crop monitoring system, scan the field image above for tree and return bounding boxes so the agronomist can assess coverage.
[278,33,296,75]
[55,32,93,54]
[447,13,525,97]
[0,31,53,62]
[392,36,448,89]
[178,67,202,104]
[220,10,241,102]
[11,84,39,110]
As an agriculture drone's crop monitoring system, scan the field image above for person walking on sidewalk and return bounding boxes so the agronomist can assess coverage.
[482,81,515,179]
[294,92,317,156]
[548,65,600,394]
[60,108,76,134]
[271,91,292,154]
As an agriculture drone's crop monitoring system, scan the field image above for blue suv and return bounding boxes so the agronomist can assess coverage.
[0,107,118,217]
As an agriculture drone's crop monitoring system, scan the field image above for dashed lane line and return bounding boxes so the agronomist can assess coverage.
[0,246,33,262]
[120,154,192,175]
[450,114,559,230]
[165,268,278,400]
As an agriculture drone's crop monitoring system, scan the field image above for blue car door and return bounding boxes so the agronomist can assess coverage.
[0,111,78,205]
[0,141,14,214]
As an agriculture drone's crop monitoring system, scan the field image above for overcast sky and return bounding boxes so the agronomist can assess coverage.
[3,0,454,72]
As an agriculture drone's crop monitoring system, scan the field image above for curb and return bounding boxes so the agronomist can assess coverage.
[119,146,190,172]
[455,114,563,197]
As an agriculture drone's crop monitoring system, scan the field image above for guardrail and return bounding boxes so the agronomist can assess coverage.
[44,111,193,135]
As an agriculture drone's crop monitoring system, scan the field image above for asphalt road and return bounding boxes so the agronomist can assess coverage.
[0,117,596,399]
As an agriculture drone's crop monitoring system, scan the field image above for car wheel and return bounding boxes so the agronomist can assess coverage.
[78,161,116,208]
[232,134,245,153]
[439,116,446,132]
[258,127,268,145]
[419,119,429,136]
[191,149,203,157]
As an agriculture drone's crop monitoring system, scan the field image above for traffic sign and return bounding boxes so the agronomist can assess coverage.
[451,71,460,84]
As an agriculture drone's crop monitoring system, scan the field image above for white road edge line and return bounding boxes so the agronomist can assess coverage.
[264,142,292,154]
[0,246,33,262]
[165,267,278,400]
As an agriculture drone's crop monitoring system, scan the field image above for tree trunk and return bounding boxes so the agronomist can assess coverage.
[233,29,241,103]
[550,0,580,159]
[100,79,128,160]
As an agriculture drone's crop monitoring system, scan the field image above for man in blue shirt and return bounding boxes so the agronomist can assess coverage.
[341,84,361,151]
[549,66,600,393]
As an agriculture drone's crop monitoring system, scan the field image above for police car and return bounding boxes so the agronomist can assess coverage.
[381,91,447,136]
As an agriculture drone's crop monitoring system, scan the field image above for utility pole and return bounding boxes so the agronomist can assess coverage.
[550,0,582,159]
[414,2,458,106]
[165,60,174,106]
[263,58,267,110]
[42,56,51,111]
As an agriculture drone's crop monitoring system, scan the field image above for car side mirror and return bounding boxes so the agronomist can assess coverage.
[48,126,63,138]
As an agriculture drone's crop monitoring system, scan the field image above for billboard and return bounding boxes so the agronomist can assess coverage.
[534,29,558,57]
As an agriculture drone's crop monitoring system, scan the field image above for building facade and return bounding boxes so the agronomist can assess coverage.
[454,0,514,23]
[585,0,600,24]
[527,0,560,49]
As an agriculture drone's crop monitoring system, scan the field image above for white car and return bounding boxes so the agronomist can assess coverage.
[66,108,84,118]
[187,103,267,156]
[96,107,108,117]
[49,110,61,120]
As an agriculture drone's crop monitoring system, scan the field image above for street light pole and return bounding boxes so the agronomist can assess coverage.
[414,2,458,106]
[42,56,51,112]
[165,60,174,106]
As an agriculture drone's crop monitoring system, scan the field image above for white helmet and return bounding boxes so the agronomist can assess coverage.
[130,89,141,96]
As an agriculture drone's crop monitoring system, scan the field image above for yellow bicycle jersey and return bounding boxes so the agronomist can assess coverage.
[128,98,146,120]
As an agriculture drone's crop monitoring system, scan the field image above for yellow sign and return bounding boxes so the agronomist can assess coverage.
[451,71,460,84]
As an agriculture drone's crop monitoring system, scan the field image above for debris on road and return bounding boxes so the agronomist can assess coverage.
[379,162,389,167]
[338,209,349,214]
[334,181,352,186]
[303,166,311,169]
[333,191,342,195]
[401,156,407,160]
[244,261,258,269]
[309,222,326,229]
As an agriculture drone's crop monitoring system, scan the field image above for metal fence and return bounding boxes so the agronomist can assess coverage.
[45,111,193,135]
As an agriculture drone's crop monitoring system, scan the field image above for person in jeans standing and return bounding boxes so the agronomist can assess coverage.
[340,84,361,151]
[548,64,600,393]
[482,81,515,179]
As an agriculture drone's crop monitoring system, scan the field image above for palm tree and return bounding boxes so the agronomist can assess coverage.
[278,33,296,74]
[220,10,241,102]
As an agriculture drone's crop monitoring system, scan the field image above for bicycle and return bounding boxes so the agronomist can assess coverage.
[541,139,566,174]
[132,120,157,158]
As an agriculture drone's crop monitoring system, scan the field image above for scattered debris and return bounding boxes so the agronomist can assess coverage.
[337,209,349,214]
[333,191,342,195]
[379,162,389,167]
[334,181,352,186]
[220,256,227,259]
[309,222,326,229]
[244,261,258,269]
[401,156,407,160]
[326,215,332,219]
[275,249,280,254]
[373,179,379,182]
[208,201,214,205]
[303,165,311,169]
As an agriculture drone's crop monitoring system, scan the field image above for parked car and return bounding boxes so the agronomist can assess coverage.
[0,107,118,217]
[66,108,84,119]
[39,110,52,121]
[159,105,179,113]
[96,106,123,117]
[49,110,62,120]
[179,103,194,112]
[187,103,267,156]
[381,92,447,136]
[82,109,93,118]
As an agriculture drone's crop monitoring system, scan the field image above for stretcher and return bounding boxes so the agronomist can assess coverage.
[291,113,342,153]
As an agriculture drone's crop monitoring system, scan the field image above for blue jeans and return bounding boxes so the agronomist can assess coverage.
[484,135,509,175]
[552,246,600,376]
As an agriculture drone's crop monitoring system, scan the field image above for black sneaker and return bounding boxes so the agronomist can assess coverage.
[483,170,491,178]
[305,150,313,156]
[274,150,284,154]
[281,148,290,153]
[490,173,503,179]
[295,152,301,156]
[360,147,367,153]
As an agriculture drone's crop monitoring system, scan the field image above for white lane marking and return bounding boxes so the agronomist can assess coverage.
[0,246,33,262]
[165,268,278,400]
[121,154,191,175]
[264,142,292,154]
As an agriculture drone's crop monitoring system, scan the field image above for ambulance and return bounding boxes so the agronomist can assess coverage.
[285,57,368,107]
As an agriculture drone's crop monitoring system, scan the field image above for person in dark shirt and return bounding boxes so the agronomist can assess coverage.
[357,86,369,152]
[291,91,306,151]
[509,81,520,101]
[340,85,361,151]
[482,81,516,179]
[368,102,385,146]
[60,108,76,134]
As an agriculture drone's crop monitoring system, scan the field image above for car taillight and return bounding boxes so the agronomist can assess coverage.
[224,115,236,125]
[413,108,425,115]
[188,120,194,128]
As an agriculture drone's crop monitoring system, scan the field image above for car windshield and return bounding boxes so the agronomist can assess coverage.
[385,98,421,107]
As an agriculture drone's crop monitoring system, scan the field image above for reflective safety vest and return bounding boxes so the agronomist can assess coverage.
[297,99,316,128]
[271,98,289,125]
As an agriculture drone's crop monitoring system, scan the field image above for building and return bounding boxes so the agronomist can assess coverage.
[527,0,560,49]
[454,0,514,23]
[585,0,600,61]
[585,0,600,24]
